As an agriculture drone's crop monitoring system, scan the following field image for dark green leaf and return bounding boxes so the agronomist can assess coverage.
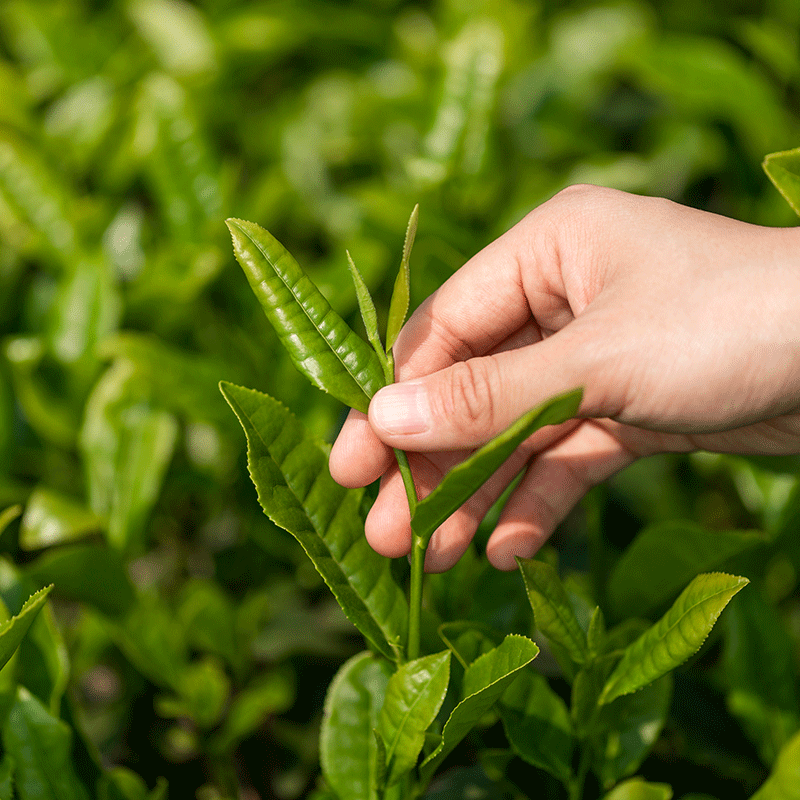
[154,658,230,729]
[4,686,91,800]
[420,634,539,781]
[608,521,762,619]
[750,731,800,800]
[379,650,451,785]
[320,652,393,800]
[600,574,748,705]
[438,621,501,669]
[20,488,103,550]
[517,558,587,668]
[499,669,573,784]
[763,147,800,216]
[602,778,673,800]
[220,382,407,662]
[412,390,582,545]
[385,204,418,351]
[0,584,52,674]
[0,755,11,800]
[572,654,618,737]
[226,219,384,412]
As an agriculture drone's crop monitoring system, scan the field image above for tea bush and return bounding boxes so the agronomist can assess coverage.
[0,1,800,798]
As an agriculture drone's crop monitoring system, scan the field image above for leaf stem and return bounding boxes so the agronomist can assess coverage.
[569,744,592,800]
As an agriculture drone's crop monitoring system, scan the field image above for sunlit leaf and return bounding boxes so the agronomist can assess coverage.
[385,204,418,351]
[226,219,384,413]
[763,147,800,216]
[600,574,748,705]
[0,584,52,674]
[20,488,103,550]
[601,777,673,800]
[750,729,800,799]
[346,250,385,364]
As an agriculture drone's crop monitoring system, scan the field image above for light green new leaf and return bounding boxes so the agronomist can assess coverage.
[386,204,418,351]
[602,778,673,800]
[4,686,91,800]
[763,147,800,216]
[20,488,103,550]
[320,652,393,800]
[499,668,573,785]
[517,558,588,668]
[0,584,53,674]
[226,218,384,413]
[412,390,582,545]
[420,634,539,782]
[750,729,800,800]
[346,251,386,366]
[379,650,451,786]
[0,507,21,538]
[221,382,407,662]
[599,573,748,706]
[608,521,762,619]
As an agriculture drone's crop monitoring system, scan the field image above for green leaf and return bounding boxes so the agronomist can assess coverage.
[385,204,418,351]
[155,658,230,729]
[320,652,393,800]
[587,606,607,658]
[4,686,91,800]
[98,767,164,800]
[750,730,800,799]
[420,634,539,782]
[437,621,501,669]
[602,778,673,800]
[0,507,21,538]
[225,218,384,413]
[412,389,582,545]
[220,382,407,662]
[599,573,748,705]
[517,558,588,668]
[499,668,574,785]
[0,585,53,674]
[379,650,451,786]
[0,755,12,800]
[26,544,135,618]
[346,250,386,365]
[596,676,672,787]
[608,521,763,619]
[763,147,800,216]
[20,488,103,550]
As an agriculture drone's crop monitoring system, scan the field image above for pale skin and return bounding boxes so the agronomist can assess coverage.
[329,185,800,572]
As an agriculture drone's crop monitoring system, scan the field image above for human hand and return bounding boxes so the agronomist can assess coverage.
[329,185,800,572]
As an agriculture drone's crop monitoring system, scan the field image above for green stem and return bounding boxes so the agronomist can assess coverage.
[569,743,592,800]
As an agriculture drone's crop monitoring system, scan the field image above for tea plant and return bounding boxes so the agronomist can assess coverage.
[222,207,779,800]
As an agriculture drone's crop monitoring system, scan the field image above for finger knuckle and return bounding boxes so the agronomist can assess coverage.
[434,359,497,437]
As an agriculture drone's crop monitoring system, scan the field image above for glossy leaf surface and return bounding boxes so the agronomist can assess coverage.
[385,204,418,351]
[420,634,539,780]
[379,650,451,785]
[608,521,762,619]
[517,557,587,667]
[320,652,393,800]
[221,381,407,661]
[600,573,748,705]
[499,668,573,784]
[412,390,582,544]
[602,778,673,800]
[226,218,384,412]
[0,584,52,673]
[763,147,800,216]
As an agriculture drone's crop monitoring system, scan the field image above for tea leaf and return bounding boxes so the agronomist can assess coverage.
[0,584,53,673]
[763,147,800,216]
[379,650,451,785]
[438,621,501,669]
[499,668,573,784]
[386,204,418,351]
[420,634,539,781]
[0,506,21,538]
[517,558,588,668]
[601,778,673,800]
[750,729,800,799]
[320,652,393,800]
[608,521,762,619]
[226,219,384,413]
[412,389,582,545]
[346,250,386,364]
[20,488,103,550]
[599,573,748,705]
[220,382,407,662]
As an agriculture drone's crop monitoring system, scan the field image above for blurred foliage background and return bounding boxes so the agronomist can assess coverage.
[1,0,800,798]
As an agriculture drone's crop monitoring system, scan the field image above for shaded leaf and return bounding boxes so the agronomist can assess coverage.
[226,218,384,412]
[600,574,748,705]
[412,390,582,545]
[0,507,21,538]
[517,558,587,668]
[385,204,418,351]
[379,650,451,785]
[220,382,407,662]
[608,521,762,619]
[499,668,573,784]
[438,621,501,669]
[420,635,539,781]
[763,147,800,216]
[320,652,393,800]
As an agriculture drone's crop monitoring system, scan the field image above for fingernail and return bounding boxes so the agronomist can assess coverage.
[371,383,431,435]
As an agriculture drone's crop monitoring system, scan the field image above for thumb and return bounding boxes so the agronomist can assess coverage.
[368,327,594,451]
